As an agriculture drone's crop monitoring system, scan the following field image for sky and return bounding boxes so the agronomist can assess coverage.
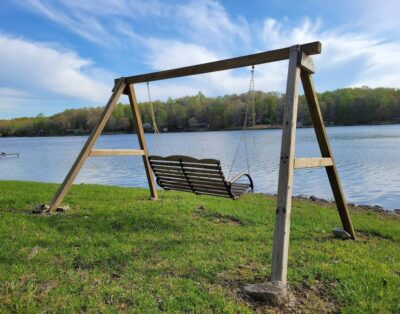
[0,0,399,119]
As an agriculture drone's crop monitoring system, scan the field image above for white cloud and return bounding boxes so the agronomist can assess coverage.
[174,0,250,51]
[19,0,167,47]
[0,35,113,113]
[141,38,287,98]
[4,0,400,118]
[260,17,400,89]
[145,39,220,70]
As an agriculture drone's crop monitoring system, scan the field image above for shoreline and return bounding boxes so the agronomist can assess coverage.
[1,122,399,138]
[253,191,400,214]
[1,177,398,214]
[290,193,400,215]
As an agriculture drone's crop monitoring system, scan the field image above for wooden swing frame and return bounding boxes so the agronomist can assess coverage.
[48,41,355,287]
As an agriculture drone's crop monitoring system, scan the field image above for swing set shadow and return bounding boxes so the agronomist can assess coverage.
[46,41,355,289]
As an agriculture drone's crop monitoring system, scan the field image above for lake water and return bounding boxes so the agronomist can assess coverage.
[1,124,399,210]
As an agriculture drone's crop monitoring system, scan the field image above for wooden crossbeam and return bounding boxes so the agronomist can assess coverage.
[294,157,333,169]
[89,149,145,156]
[118,42,321,86]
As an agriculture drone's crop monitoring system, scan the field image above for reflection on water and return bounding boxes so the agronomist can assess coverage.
[1,124,399,210]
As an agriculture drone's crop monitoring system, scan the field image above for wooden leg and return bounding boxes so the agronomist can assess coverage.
[48,79,126,212]
[271,46,301,284]
[300,70,356,239]
[126,84,158,200]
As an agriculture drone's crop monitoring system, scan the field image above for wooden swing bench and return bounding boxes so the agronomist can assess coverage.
[149,155,254,199]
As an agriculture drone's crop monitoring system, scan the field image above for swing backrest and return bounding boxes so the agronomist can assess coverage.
[149,155,236,198]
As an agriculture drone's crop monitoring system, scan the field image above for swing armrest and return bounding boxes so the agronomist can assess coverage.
[229,173,254,190]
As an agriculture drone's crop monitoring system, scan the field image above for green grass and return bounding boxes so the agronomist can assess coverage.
[0,181,399,313]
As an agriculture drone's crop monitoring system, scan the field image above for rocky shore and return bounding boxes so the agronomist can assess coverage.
[293,194,400,215]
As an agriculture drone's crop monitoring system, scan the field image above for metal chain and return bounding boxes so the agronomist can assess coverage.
[146,82,160,153]
[228,65,255,178]
[147,82,159,135]
[250,66,256,131]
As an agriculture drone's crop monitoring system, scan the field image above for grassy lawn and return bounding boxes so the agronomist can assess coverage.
[0,180,399,313]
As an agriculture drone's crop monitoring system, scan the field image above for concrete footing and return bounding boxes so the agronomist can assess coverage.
[243,281,294,305]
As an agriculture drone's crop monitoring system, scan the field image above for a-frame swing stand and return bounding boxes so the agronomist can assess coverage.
[47,41,355,304]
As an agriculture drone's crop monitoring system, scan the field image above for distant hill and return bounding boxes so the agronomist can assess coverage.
[1,87,400,136]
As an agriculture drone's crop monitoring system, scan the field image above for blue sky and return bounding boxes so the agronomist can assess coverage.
[1,0,399,119]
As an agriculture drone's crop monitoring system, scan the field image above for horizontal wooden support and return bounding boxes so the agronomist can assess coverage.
[89,149,145,156]
[294,157,333,169]
[118,42,321,86]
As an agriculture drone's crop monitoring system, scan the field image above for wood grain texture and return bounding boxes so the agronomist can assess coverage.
[119,42,321,86]
[149,155,253,199]
[89,149,145,156]
[271,46,301,284]
[294,157,333,169]
[298,52,315,73]
[126,84,158,200]
[49,79,126,212]
[301,70,356,239]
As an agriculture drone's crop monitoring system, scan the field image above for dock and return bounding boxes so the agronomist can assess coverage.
[0,152,19,158]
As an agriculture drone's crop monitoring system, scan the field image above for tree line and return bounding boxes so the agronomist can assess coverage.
[1,87,400,137]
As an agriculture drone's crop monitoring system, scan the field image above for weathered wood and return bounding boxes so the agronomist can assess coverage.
[153,168,222,179]
[298,52,315,73]
[149,155,220,164]
[89,149,145,156]
[120,42,321,86]
[126,84,158,200]
[160,182,229,195]
[165,183,228,194]
[48,79,126,212]
[150,161,221,170]
[271,46,301,284]
[158,174,224,185]
[158,177,226,188]
[149,155,253,199]
[152,166,221,175]
[300,70,356,239]
[294,157,333,169]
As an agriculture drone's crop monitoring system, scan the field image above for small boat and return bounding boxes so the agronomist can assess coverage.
[0,152,19,158]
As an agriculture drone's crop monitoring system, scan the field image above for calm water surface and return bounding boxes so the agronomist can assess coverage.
[1,125,399,210]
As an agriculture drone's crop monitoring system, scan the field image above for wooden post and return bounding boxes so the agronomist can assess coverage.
[126,84,158,200]
[270,46,301,284]
[48,79,126,212]
[300,69,356,239]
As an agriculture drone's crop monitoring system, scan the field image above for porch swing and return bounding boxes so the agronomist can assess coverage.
[147,66,256,199]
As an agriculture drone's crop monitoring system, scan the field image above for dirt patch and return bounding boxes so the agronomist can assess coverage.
[357,230,395,241]
[193,206,245,226]
[27,246,46,260]
[242,282,339,313]
[218,266,339,313]
[317,230,395,244]
[38,281,58,295]
[194,211,244,226]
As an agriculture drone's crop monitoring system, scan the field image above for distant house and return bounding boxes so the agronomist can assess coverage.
[192,122,209,129]
[143,123,153,132]
[66,128,85,135]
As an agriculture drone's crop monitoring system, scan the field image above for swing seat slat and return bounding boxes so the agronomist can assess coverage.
[149,155,254,199]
